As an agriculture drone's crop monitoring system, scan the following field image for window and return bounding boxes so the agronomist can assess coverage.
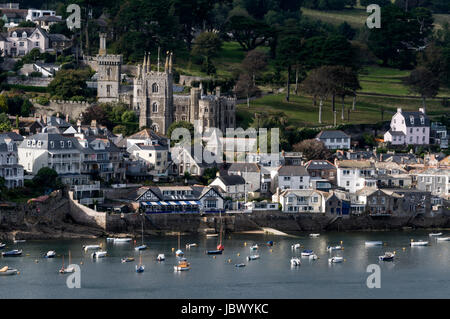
[60,141,64,148]
[22,32,27,38]
[152,102,158,113]
[19,42,24,47]
[152,83,158,93]
[420,117,424,125]
[36,34,39,39]
[410,116,414,125]
[68,141,72,147]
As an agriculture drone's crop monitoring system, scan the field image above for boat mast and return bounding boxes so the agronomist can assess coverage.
[178,232,180,250]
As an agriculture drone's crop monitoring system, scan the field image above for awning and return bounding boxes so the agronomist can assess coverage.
[141,200,201,206]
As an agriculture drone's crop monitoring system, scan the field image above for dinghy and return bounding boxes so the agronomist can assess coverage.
[206,234,218,238]
[328,256,344,263]
[309,234,320,238]
[121,257,135,263]
[290,257,301,266]
[0,243,5,249]
[410,240,428,246]
[250,244,258,251]
[2,249,22,257]
[291,243,301,250]
[378,252,395,261]
[301,249,314,257]
[135,254,145,273]
[309,254,318,260]
[365,241,383,246]
[266,241,274,246]
[135,244,147,251]
[206,249,223,255]
[156,254,165,261]
[247,255,260,261]
[436,237,450,242]
[59,251,75,274]
[175,249,184,257]
[429,233,443,237]
[44,250,56,258]
[0,266,18,276]
[83,245,101,252]
[186,243,198,248]
[113,238,132,243]
[327,245,342,252]
[235,263,246,268]
[91,251,107,259]
[13,240,25,244]
[174,260,190,271]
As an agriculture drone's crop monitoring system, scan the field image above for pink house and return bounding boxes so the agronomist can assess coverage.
[384,108,430,145]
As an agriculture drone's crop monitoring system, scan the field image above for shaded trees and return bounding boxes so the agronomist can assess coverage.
[405,67,440,112]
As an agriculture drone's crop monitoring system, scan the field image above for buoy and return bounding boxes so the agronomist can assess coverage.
[342,247,344,250]
[237,253,240,256]
[384,243,387,246]
[213,256,216,259]
[340,240,343,244]
[344,259,347,262]
[228,259,232,263]
[34,259,38,263]
[270,249,272,252]
[26,254,30,256]
[80,261,83,265]
[172,248,175,252]
[17,272,20,275]
[402,247,406,251]
[244,242,247,246]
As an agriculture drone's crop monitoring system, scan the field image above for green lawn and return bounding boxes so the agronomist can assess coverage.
[236,92,449,129]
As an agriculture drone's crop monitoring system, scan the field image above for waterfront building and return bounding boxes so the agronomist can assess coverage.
[128,141,169,177]
[226,162,261,193]
[72,181,104,206]
[275,189,326,213]
[430,122,448,149]
[0,131,23,146]
[136,185,224,214]
[383,108,430,145]
[209,175,246,200]
[277,165,311,190]
[335,160,376,193]
[316,130,351,150]
[0,137,24,188]
[415,168,450,200]
[305,160,337,184]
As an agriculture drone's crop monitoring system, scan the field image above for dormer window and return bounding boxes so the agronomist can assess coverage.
[12,31,17,37]
[27,140,31,147]
[410,116,414,125]
[35,34,39,39]
[60,141,64,148]
[50,141,54,148]
[8,144,13,152]
[420,116,424,125]
[68,141,72,148]
[37,141,42,147]
[22,32,27,38]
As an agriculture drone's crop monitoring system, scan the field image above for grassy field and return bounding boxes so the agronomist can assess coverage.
[236,92,449,129]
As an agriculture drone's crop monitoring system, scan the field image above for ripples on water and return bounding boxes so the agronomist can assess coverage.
[0,231,449,299]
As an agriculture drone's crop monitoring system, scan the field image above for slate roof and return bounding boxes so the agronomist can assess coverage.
[0,132,23,142]
[217,175,246,186]
[400,111,430,127]
[336,160,374,169]
[305,160,336,170]
[316,130,350,140]
[228,162,260,173]
[386,129,405,136]
[278,165,309,176]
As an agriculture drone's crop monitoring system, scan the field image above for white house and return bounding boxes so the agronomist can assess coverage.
[336,160,376,193]
[209,175,246,200]
[26,9,60,21]
[275,189,326,213]
[277,165,310,190]
[128,142,169,176]
[316,130,351,149]
[0,27,48,56]
[415,168,450,200]
[0,138,24,188]
[384,108,430,145]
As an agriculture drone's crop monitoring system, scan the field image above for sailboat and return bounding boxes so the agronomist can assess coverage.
[135,253,145,273]
[135,216,148,251]
[59,251,75,274]
[206,212,224,255]
[175,232,184,257]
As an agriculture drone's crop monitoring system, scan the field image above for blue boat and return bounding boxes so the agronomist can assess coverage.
[2,249,22,257]
[135,244,147,251]
[135,254,145,273]
[206,250,223,255]
[266,241,274,246]
[301,249,314,257]
[235,263,246,267]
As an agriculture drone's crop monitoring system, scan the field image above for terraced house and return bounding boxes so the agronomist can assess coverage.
[0,138,24,188]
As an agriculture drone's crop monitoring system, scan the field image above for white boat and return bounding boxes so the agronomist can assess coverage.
[174,260,190,271]
[247,254,260,261]
[91,251,107,258]
[250,244,258,250]
[410,240,428,246]
[290,257,301,266]
[309,254,318,260]
[175,249,184,257]
[429,233,443,237]
[106,237,115,241]
[328,256,344,263]
[436,237,450,242]
[157,254,165,261]
[291,243,301,250]
[365,241,383,246]
[206,233,218,238]
[83,244,101,252]
[59,251,75,274]
[327,245,342,252]
[113,238,132,243]
[44,250,56,258]
[186,243,198,248]
[301,249,314,257]
[0,266,18,276]
[13,239,26,244]
[0,243,5,249]
[378,252,395,261]
[309,233,320,238]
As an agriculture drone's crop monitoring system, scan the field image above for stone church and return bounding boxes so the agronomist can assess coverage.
[95,33,236,135]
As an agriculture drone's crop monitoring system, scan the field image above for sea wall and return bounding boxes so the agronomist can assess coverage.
[68,191,106,230]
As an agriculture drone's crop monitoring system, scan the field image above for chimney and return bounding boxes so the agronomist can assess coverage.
[397,108,402,113]
[66,114,69,123]
[216,86,221,97]
[99,33,107,55]
[91,120,97,127]
[419,107,425,114]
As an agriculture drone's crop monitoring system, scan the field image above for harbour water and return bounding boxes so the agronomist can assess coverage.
[0,230,449,299]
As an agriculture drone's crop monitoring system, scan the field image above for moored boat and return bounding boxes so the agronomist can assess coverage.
[206,249,223,255]
[206,234,218,238]
[365,241,383,246]
[327,245,342,252]
[174,260,190,271]
[121,257,135,263]
[436,237,450,242]
[250,244,258,250]
[135,245,148,251]
[175,249,184,257]
[301,249,314,257]
[0,243,5,249]
[266,241,274,246]
[291,243,301,250]
[2,249,22,257]
[83,244,101,252]
[410,240,428,246]
[379,252,395,261]
[328,256,344,263]
[429,233,443,237]
[309,254,318,260]
[290,257,301,266]
[13,240,25,244]
[91,251,107,258]
[186,243,198,248]
[135,254,145,273]
[44,250,56,258]
[157,254,165,261]
[0,266,18,276]
[59,251,75,274]
[235,263,246,268]
[309,233,320,238]
[113,238,132,243]
[247,254,260,261]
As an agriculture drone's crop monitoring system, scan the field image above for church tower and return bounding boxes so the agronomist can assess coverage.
[135,51,174,135]
[97,33,122,103]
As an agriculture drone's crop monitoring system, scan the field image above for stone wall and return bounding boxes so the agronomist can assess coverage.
[31,99,91,120]
[68,191,106,230]
[7,76,52,87]
[179,75,205,86]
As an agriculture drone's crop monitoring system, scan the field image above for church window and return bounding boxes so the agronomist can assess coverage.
[152,102,158,113]
[152,83,158,93]
[106,67,111,77]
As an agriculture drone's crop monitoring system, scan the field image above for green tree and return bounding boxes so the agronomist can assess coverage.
[405,67,440,113]
[33,167,61,189]
[191,32,223,75]
[0,113,11,132]
[167,121,194,145]
[0,95,7,113]
[21,99,33,117]
[225,14,273,51]
[48,69,92,99]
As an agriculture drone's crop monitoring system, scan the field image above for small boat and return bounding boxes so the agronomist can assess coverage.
[13,240,25,244]
[121,257,135,263]
[135,245,148,251]
[216,244,225,251]
[365,241,383,246]
[2,249,22,257]
[247,255,260,261]
[0,243,5,249]
[113,238,132,243]
[157,254,165,261]
[186,243,198,248]
[328,256,344,263]
[290,257,301,266]
[291,243,301,250]
[175,249,184,257]
[410,240,428,246]
[327,245,342,252]
[266,241,274,246]
[309,234,320,238]
[436,237,450,242]
[309,254,318,260]
[206,233,218,238]
[379,252,395,261]
[206,249,223,255]
[44,250,56,258]
[0,266,18,276]
[429,233,443,237]
[235,263,246,268]
[91,251,107,259]
[59,251,75,274]
[174,260,190,271]
[301,249,314,257]
[135,254,145,273]
[83,244,101,252]
[250,244,258,250]
[106,237,115,241]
